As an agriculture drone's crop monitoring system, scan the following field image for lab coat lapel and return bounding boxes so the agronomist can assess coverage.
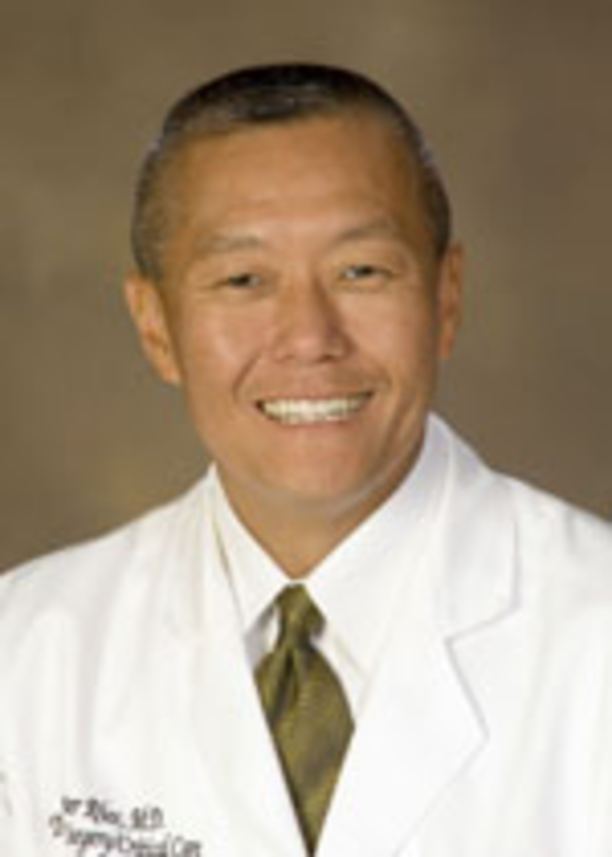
[179,492,306,857]
[317,560,486,857]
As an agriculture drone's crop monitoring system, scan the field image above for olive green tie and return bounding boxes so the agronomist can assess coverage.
[256,585,353,853]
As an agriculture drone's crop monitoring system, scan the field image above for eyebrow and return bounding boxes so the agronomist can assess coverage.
[331,217,403,246]
[192,216,404,259]
[194,233,264,256]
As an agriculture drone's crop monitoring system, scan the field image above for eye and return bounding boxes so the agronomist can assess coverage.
[345,264,379,278]
[341,263,391,285]
[220,271,262,289]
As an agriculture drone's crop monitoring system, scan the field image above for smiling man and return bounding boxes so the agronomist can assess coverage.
[125,95,461,576]
[1,64,611,857]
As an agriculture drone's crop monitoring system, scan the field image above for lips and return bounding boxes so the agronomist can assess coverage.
[257,392,372,424]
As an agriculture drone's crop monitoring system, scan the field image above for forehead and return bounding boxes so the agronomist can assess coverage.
[160,112,430,257]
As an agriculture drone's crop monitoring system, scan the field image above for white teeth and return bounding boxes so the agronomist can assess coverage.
[259,394,370,424]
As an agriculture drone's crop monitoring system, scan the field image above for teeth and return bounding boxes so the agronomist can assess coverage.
[259,393,370,424]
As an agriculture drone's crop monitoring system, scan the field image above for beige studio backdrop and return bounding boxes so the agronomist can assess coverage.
[1,0,611,571]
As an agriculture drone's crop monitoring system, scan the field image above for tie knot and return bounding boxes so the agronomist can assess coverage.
[276,585,323,645]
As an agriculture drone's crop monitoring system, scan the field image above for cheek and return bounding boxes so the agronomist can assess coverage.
[351,297,439,376]
[173,311,262,399]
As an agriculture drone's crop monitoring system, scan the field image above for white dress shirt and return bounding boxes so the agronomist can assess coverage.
[210,417,447,717]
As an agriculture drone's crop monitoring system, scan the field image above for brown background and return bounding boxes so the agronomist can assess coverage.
[2,0,611,572]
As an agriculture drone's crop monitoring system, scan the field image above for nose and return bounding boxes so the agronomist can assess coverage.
[270,278,351,364]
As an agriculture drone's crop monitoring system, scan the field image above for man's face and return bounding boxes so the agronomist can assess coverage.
[126,111,462,525]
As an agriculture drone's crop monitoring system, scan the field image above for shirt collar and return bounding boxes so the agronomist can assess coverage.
[210,414,446,676]
[210,474,287,632]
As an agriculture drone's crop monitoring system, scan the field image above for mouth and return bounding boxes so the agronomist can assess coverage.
[256,392,372,425]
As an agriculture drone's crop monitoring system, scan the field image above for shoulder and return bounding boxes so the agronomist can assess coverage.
[502,475,612,625]
[428,418,612,675]
[0,476,210,638]
[440,415,611,540]
[436,415,612,597]
[504,471,612,560]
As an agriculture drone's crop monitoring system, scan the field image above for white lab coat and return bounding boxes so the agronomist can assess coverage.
[1,417,611,857]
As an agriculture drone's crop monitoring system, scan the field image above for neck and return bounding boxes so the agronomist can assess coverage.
[217,455,419,578]
[228,504,366,578]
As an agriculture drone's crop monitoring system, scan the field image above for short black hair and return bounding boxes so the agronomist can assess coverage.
[131,63,451,282]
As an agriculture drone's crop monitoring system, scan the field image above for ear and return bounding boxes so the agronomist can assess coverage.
[435,242,464,361]
[123,274,182,386]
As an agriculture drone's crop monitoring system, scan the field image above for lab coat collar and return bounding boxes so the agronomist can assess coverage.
[430,417,519,638]
[164,417,518,645]
[161,480,307,854]
[317,419,519,855]
[161,417,519,854]
[192,507,308,855]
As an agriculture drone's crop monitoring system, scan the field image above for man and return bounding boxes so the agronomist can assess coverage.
[0,64,611,857]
